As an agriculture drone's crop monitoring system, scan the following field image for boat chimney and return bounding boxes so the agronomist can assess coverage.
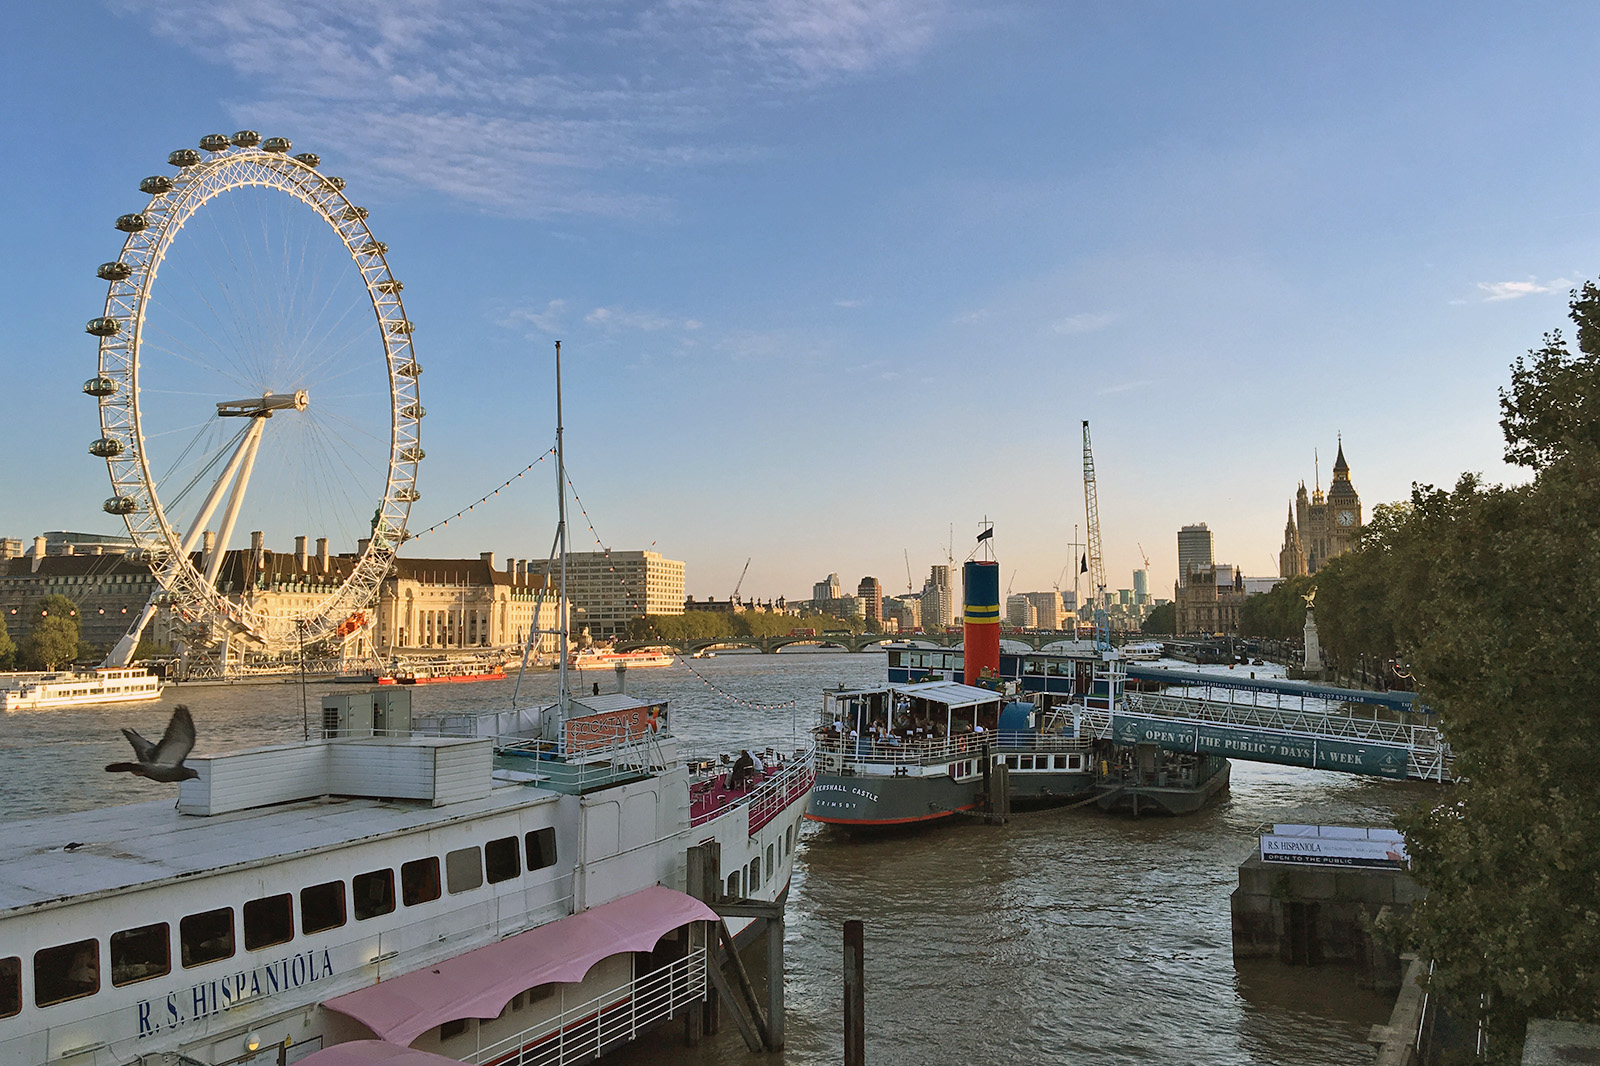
[962,558,1001,686]
[31,536,46,572]
[295,536,308,572]
[316,537,330,573]
[201,530,216,572]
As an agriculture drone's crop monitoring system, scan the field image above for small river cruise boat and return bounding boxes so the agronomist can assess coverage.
[0,667,162,711]
[568,647,675,670]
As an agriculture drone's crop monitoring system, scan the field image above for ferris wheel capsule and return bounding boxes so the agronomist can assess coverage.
[395,360,420,377]
[262,137,292,153]
[97,261,133,281]
[168,149,202,168]
[116,214,149,233]
[83,377,118,397]
[199,134,231,152]
[139,175,174,196]
[89,437,125,458]
[293,152,321,168]
[86,316,122,336]
[104,496,141,515]
[231,130,261,148]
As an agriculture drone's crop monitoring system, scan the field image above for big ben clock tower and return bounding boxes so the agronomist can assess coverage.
[1324,436,1362,557]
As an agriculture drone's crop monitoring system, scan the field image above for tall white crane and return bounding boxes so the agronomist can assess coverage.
[1083,421,1109,644]
[731,557,751,602]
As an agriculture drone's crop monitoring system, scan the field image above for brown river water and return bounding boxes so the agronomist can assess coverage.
[1,651,1428,1064]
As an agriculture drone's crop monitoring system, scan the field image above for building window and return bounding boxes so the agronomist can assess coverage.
[302,881,346,934]
[446,846,483,893]
[111,923,170,986]
[180,908,234,968]
[243,894,295,952]
[353,869,395,920]
[402,857,442,906]
[525,827,557,871]
[35,941,99,1007]
[485,836,519,884]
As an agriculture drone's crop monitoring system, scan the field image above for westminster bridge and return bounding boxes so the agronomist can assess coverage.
[614,630,1086,656]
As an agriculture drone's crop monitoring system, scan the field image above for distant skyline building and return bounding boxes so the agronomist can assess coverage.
[1006,593,1037,628]
[564,549,685,641]
[812,572,842,603]
[1177,524,1215,586]
[1022,590,1062,629]
[1282,439,1364,576]
[1133,568,1149,605]
[856,576,882,622]
[921,564,954,629]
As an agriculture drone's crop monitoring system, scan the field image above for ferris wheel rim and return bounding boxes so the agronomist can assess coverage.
[91,135,423,653]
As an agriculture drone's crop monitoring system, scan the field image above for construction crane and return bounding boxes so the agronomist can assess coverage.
[1082,421,1109,643]
[904,549,914,595]
[1137,542,1151,571]
[731,557,751,602]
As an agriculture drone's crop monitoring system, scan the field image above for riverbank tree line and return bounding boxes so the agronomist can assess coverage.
[625,608,878,643]
[1268,284,1600,1057]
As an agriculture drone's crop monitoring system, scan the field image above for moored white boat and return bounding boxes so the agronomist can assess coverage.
[0,667,162,712]
[568,647,674,670]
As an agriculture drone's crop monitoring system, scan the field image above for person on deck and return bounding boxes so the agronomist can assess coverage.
[729,749,756,791]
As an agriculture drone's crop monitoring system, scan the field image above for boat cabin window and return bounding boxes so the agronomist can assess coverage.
[726,872,739,899]
[110,922,169,986]
[525,827,557,871]
[244,894,294,951]
[485,836,519,884]
[35,939,98,1007]
[180,908,234,968]
[446,846,483,893]
[402,857,442,906]
[748,858,760,892]
[302,880,346,934]
[0,957,17,1018]
[765,844,774,880]
[353,869,396,920]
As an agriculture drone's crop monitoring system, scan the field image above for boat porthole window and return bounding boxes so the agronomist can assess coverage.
[243,894,295,951]
[302,880,347,934]
[353,869,396,920]
[446,846,483,894]
[402,857,442,906]
[0,957,17,1018]
[110,922,170,986]
[34,939,99,1007]
[485,837,520,884]
[180,908,235,968]
[525,827,557,871]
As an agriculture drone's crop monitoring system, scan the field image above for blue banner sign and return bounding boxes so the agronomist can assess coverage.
[1109,714,1411,779]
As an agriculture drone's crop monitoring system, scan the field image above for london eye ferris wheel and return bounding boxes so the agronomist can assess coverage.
[85,131,423,663]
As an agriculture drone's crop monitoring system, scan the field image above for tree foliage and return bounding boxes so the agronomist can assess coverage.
[0,622,17,671]
[1322,282,1600,1057]
[1140,602,1175,635]
[20,594,83,670]
[1237,573,1314,641]
[626,609,863,643]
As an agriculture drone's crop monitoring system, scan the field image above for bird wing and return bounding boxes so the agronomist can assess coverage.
[148,706,196,769]
[120,727,157,763]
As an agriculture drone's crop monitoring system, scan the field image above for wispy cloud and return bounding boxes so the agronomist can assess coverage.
[585,306,700,331]
[504,299,568,334]
[1475,277,1572,302]
[114,0,952,218]
[1050,312,1113,335]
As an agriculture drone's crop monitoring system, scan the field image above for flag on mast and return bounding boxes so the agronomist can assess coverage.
[1080,554,1088,573]
[976,527,994,542]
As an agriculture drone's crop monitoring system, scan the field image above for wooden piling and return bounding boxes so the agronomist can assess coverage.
[766,913,785,1050]
[844,919,864,1066]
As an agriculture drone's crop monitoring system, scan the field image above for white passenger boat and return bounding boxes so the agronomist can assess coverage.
[0,667,162,711]
[0,685,812,1066]
[1119,641,1165,662]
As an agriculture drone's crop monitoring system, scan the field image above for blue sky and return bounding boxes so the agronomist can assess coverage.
[2,2,1595,603]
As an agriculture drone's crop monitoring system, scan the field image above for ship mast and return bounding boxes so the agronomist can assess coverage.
[554,341,571,720]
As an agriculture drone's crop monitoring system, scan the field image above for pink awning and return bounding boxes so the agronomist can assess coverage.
[322,885,718,1047]
[293,1040,461,1066]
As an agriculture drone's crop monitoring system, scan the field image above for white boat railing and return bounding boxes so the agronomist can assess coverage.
[814,730,1094,769]
[468,948,707,1066]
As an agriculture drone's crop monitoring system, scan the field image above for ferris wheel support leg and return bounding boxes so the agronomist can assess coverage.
[103,595,164,668]
[203,420,267,588]
[176,420,266,562]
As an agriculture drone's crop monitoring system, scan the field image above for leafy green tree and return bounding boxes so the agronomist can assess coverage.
[1140,602,1175,635]
[0,623,17,670]
[20,594,83,669]
[1237,573,1315,641]
[1367,282,1600,1057]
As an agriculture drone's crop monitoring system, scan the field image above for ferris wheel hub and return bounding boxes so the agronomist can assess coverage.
[216,390,309,417]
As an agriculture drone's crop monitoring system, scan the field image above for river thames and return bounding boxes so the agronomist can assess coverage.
[0,651,1426,1065]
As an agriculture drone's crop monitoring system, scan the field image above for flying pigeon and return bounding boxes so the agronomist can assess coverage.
[105,705,200,783]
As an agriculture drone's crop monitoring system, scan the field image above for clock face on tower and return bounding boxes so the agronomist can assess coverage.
[1337,509,1355,527]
